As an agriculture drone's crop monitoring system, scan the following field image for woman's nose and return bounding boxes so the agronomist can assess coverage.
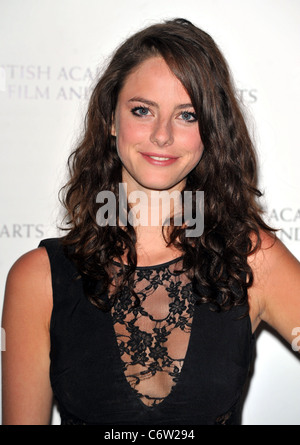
[150,118,174,147]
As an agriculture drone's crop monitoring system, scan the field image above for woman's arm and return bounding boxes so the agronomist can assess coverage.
[1,247,53,424]
[248,231,300,350]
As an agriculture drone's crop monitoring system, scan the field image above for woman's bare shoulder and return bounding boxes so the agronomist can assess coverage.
[8,246,50,273]
[3,247,53,328]
[2,247,53,424]
[248,229,300,344]
[248,229,298,276]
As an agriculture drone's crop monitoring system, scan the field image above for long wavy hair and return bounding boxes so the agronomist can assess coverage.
[60,18,274,311]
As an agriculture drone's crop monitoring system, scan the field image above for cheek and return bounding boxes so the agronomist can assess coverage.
[117,119,148,147]
[195,141,204,161]
[115,122,146,166]
[182,130,204,161]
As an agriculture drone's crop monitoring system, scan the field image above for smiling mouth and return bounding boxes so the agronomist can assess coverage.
[141,152,179,159]
[148,155,172,160]
[140,152,179,166]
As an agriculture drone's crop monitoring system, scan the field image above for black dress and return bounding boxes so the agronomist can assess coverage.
[39,238,255,425]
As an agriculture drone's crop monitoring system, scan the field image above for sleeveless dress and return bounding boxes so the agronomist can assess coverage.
[39,238,255,425]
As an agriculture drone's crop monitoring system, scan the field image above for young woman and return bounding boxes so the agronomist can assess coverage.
[2,18,300,425]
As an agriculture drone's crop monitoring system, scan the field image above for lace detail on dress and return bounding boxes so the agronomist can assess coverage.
[110,259,195,407]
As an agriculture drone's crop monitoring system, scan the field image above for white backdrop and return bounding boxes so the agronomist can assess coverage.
[0,0,299,425]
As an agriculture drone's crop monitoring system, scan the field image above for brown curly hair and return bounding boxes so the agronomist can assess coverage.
[59,18,274,311]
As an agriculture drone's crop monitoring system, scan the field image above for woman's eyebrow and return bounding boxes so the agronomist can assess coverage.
[128,97,158,107]
[128,97,194,109]
[176,103,194,110]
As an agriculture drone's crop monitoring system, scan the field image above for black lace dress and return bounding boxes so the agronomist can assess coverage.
[110,256,194,407]
[39,238,254,425]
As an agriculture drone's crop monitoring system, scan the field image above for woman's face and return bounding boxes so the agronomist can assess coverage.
[112,57,204,194]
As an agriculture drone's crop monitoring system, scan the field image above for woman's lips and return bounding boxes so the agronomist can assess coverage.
[140,152,179,166]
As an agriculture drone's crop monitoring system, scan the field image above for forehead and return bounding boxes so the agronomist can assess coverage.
[118,56,191,104]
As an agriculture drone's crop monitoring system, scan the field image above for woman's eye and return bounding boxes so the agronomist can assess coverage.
[180,111,197,122]
[131,106,150,117]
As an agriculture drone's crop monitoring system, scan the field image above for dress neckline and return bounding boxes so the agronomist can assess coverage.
[112,255,184,270]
